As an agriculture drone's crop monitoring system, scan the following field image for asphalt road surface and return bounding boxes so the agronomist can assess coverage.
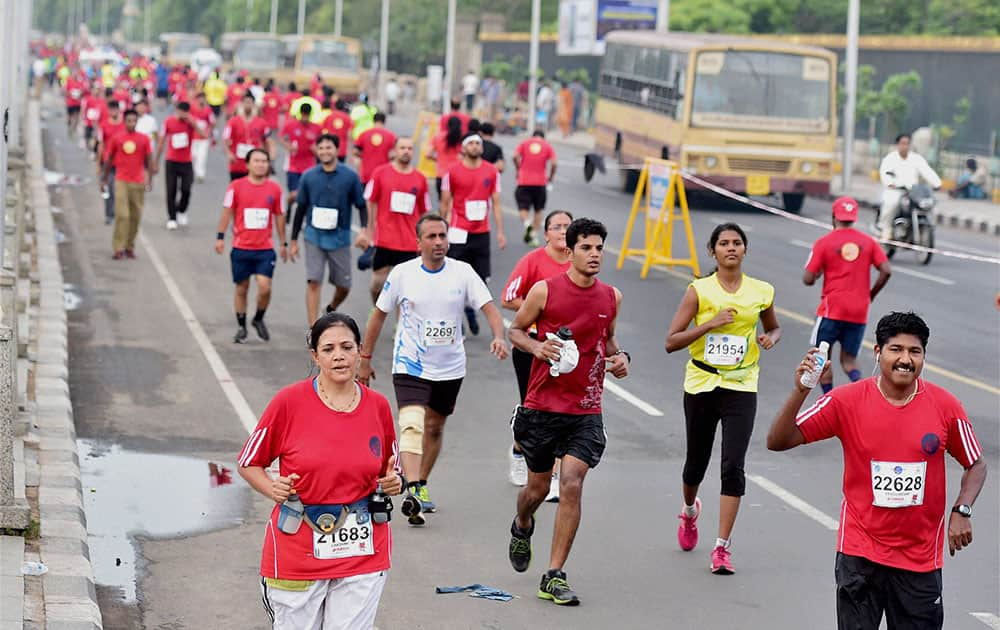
[42,96,999,630]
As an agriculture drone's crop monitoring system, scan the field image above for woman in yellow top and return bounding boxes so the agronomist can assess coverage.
[665,222,781,575]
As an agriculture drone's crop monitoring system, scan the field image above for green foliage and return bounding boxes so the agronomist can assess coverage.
[878,70,921,136]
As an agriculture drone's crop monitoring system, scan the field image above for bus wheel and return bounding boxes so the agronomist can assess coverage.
[782,193,805,214]
[620,168,640,193]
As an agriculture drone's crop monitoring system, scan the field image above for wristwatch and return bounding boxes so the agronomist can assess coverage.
[952,504,972,518]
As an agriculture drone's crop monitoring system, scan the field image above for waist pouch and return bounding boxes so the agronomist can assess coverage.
[302,499,370,535]
[692,359,752,384]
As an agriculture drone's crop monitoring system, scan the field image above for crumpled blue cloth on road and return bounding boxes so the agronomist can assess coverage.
[435,584,514,602]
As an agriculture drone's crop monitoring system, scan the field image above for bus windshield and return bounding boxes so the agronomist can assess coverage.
[235,39,283,70]
[691,51,831,134]
[301,41,358,72]
[171,38,203,57]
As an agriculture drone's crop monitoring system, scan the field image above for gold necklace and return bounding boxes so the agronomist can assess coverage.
[318,378,358,412]
[876,376,918,407]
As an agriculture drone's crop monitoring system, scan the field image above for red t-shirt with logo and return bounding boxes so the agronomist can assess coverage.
[262,91,283,129]
[363,164,431,252]
[100,119,126,162]
[282,91,302,114]
[320,111,353,159]
[224,116,272,174]
[431,132,462,178]
[223,177,284,250]
[442,161,500,234]
[438,111,470,133]
[355,127,398,183]
[226,84,248,112]
[190,104,215,138]
[238,380,397,580]
[796,378,982,572]
[160,116,198,163]
[82,95,107,128]
[503,246,571,305]
[112,89,131,112]
[64,77,86,106]
[281,119,322,174]
[515,138,556,186]
[805,228,888,324]
[107,132,152,183]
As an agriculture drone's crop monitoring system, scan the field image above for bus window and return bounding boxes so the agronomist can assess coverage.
[301,41,359,72]
[235,39,283,71]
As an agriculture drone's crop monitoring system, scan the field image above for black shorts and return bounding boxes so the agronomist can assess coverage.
[392,374,464,417]
[157,88,169,99]
[448,231,491,280]
[515,185,547,212]
[66,104,81,116]
[512,406,606,473]
[210,104,222,117]
[373,247,418,271]
[230,248,276,283]
[835,553,943,630]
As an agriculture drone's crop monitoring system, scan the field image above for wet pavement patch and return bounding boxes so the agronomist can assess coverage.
[78,439,248,602]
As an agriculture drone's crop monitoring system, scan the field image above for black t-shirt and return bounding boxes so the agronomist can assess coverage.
[482,140,504,165]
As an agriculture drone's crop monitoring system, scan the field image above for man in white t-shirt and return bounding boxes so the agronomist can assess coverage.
[134,100,159,146]
[461,70,479,113]
[878,132,941,241]
[359,213,508,525]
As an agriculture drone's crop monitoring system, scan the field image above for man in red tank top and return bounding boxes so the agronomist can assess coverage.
[506,217,630,607]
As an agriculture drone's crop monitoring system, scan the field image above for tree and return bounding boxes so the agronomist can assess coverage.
[878,70,922,137]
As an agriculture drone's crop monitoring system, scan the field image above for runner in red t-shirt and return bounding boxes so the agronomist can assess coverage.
[226,77,248,117]
[81,85,108,154]
[261,87,283,131]
[319,105,353,162]
[101,110,153,259]
[360,138,431,303]
[501,210,573,492]
[513,131,558,246]
[804,196,892,392]
[438,100,470,133]
[223,93,275,180]
[155,101,202,229]
[428,121,463,198]
[189,93,216,182]
[507,217,629,606]
[238,313,402,626]
[768,311,986,630]
[279,103,322,211]
[353,113,397,186]
[64,73,86,133]
[214,149,288,343]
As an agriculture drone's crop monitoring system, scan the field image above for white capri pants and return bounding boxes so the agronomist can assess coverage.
[261,570,388,630]
[192,138,210,179]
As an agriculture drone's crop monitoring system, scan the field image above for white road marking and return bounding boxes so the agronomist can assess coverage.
[937,239,999,259]
[788,239,956,286]
[971,613,1000,629]
[139,231,259,433]
[746,473,839,531]
[501,317,663,417]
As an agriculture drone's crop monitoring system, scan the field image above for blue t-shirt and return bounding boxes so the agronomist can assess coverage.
[296,164,366,250]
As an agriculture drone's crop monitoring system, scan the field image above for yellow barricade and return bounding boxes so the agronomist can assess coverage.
[413,111,440,180]
[616,158,701,279]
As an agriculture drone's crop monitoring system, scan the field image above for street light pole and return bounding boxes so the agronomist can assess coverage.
[334,0,343,37]
[842,0,860,194]
[269,0,278,34]
[246,0,253,32]
[144,0,151,45]
[444,0,456,111]
[100,0,108,39]
[297,0,305,36]
[379,0,389,99]
[527,0,540,133]
[656,0,670,32]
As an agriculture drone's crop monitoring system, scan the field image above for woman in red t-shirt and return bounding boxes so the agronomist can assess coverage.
[238,313,403,629]
[427,115,463,199]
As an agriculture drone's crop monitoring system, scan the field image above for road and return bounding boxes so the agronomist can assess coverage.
[42,96,999,629]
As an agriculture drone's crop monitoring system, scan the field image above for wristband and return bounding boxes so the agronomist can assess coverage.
[216,232,224,240]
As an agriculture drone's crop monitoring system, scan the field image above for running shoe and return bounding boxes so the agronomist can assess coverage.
[112,250,125,260]
[166,219,178,230]
[677,497,702,552]
[401,488,425,526]
[416,484,436,513]
[508,516,533,573]
[124,249,136,259]
[233,325,248,343]
[508,447,527,487]
[544,473,560,503]
[528,235,540,247]
[407,511,426,526]
[104,215,113,225]
[537,570,580,606]
[523,224,534,244]
[253,319,270,341]
[464,306,479,336]
[177,212,189,227]
[710,545,734,575]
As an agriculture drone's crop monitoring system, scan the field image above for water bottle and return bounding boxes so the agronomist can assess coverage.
[277,492,304,534]
[800,341,830,389]
[549,327,573,377]
[369,483,392,524]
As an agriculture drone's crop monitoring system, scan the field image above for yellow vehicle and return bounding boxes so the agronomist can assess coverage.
[292,35,364,100]
[594,31,837,213]
[219,32,287,81]
[158,32,210,67]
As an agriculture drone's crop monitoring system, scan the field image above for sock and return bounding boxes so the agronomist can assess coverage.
[821,382,834,394]
[682,503,698,518]
[406,481,420,491]
[253,308,266,322]
[546,568,563,578]
[715,537,730,549]
[523,219,531,228]
[848,369,862,382]
[236,313,246,327]
[419,479,427,486]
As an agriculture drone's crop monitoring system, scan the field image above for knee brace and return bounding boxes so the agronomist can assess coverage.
[398,405,426,455]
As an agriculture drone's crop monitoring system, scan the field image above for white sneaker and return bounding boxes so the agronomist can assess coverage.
[177,212,189,227]
[166,220,178,231]
[545,473,560,503]
[508,448,527,487]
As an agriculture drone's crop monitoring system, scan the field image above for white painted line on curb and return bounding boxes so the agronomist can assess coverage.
[971,613,1000,629]
[746,473,840,531]
[789,239,956,286]
[139,232,259,433]
[501,317,663,417]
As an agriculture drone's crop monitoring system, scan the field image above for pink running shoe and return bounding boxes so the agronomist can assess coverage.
[710,545,734,575]
[676,498,701,551]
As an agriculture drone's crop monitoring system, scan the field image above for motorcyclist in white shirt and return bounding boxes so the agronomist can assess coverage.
[878,132,942,241]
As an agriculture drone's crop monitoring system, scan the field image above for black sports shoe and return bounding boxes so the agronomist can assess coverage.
[325,303,336,314]
[464,306,480,336]
[538,570,580,606]
[253,319,270,341]
[508,516,533,573]
[233,326,248,343]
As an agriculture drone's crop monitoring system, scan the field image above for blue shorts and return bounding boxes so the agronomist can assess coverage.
[286,171,303,193]
[230,248,276,284]
[811,317,865,357]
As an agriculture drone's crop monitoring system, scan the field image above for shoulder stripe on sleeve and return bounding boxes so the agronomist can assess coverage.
[504,276,521,303]
[956,418,981,463]
[239,428,267,467]
[796,395,832,426]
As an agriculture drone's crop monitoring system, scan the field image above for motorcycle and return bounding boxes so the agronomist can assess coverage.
[877,172,936,265]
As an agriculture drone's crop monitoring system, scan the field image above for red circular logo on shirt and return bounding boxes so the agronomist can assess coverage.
[840,242,860,262]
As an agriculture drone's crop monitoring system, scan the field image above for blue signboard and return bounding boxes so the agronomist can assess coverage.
[596,0,658,40]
